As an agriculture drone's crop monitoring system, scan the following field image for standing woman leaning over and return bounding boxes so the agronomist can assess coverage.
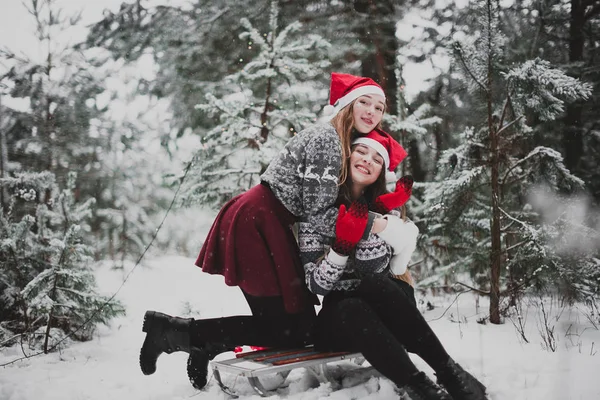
[299,129,489,400]
[139,73,389,389]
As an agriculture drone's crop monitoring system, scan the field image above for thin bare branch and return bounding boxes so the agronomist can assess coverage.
[456,49,487,93]
[496,115,523,136]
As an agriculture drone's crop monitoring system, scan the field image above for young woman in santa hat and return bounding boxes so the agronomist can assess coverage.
[298,128,488,400]
[139,73,401,389]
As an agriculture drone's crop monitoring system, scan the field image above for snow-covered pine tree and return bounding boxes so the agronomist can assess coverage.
[381,66,443,282]
[1,0,168,264]
[0,0,107,193]
[181,0,330,207]
[0,171,124,351]
[417,0,593,323]
[384,65,442,181]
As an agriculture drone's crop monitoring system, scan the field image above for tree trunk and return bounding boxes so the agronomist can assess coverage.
[562,0,586,174]
[359,0,398,115]
[407,138,426,182]
[486,0,502,324]
[43,273,58,354]
[259,76,272,142]
[0,94,9,208]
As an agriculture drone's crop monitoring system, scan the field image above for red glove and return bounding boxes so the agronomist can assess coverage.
[331,199,369,255]
[374,175,413,214]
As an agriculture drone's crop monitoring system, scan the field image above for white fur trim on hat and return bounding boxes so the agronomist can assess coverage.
[331,85,386,116]
[352,137,390,169]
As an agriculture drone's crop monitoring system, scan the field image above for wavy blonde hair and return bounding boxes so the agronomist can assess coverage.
[330,100,384,186]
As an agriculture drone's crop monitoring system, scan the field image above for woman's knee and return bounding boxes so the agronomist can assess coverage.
[325,298,380,335]
[317,298,377,348]
[358,274,397,297]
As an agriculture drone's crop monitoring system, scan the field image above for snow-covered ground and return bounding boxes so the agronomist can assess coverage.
[1,255,599,400]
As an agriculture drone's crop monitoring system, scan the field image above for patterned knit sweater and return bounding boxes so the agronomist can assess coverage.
[299,215,399,296]
[260,123,342,239]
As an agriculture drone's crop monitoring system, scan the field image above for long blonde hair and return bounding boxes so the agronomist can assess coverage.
[330,101,384,186]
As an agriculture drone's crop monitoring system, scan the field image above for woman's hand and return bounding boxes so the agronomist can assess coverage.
[331,198,369,255]
[374,175,413,214]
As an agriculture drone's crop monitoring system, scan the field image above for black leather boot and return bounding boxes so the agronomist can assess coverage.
[436,358,487,400]
[186,343,233,390]
[401,371,453,400]
[139,310,193,375]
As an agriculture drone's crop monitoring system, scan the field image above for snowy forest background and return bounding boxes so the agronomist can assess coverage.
[1,0,599,366]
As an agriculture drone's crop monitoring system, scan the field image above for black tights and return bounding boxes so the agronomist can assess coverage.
[315,275,450,387]
[189,291,316,349]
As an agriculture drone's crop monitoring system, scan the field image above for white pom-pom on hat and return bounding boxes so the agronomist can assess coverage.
[323,104,335,116]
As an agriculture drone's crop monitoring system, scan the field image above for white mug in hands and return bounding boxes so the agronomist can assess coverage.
[376,214,419,275]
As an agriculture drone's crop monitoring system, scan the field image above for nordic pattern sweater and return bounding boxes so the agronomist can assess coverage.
[260,123,342,239]
[298,212,401,296]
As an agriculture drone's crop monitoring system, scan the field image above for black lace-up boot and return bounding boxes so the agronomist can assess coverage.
[139,311,194,375]
[186,343,233,390]
[436,358,487,400]
[400,371,453,400]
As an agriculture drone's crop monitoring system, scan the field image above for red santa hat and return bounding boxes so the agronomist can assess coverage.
[324,72,386,116]
[352,128,407,182]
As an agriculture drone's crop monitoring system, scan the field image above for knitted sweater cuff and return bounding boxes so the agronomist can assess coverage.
[326,248,349,265]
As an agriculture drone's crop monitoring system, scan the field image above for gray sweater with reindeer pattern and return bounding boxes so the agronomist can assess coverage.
[260,123,343,238]
[298,220,394,296]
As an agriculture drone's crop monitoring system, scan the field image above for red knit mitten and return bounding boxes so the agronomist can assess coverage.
[373,175,413,214]
[331,199,369,255]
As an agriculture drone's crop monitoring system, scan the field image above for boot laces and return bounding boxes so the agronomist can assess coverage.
[404,372,451,400]
[438,360,486,399]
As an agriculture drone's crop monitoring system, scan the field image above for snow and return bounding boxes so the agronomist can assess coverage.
[2,252,599,400]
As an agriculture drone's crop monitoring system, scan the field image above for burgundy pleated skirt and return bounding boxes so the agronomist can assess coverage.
[195,183,318,313]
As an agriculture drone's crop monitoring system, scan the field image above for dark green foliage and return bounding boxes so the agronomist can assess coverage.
[0,172,124,349]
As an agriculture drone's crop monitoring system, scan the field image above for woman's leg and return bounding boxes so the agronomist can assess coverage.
[186,292,315,389]
[356,274,450,371]
[189,292,315,348]
[356,274,488,400]
[316,294,450,399]
[316,295,418,386]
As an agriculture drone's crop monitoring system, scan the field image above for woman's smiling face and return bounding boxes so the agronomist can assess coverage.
[352,94,385,133]
[349,144,384,190]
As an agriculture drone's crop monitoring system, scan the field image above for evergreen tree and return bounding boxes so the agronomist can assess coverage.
[1,171,124,350]
[417,0,593,323]
[86,0,408,145]
[1,0,170,263]
[0,0,106,193]
[180,0,330,207]
[411,0,600,203]
[384,65,443,181]
[93,113,175,265]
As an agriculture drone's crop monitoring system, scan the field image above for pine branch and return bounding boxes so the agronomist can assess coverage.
[584,2,600,21]
[503,239,529,253]
[455,44,487,93]
[496,115,523,136]
[500,148,537,188]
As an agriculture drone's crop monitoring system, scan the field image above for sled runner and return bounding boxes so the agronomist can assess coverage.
[210,347,377,397]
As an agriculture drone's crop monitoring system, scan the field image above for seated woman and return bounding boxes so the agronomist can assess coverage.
[299,128,488,400]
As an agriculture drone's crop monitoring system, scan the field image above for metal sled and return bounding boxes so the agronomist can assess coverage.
[210,347,376,397]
